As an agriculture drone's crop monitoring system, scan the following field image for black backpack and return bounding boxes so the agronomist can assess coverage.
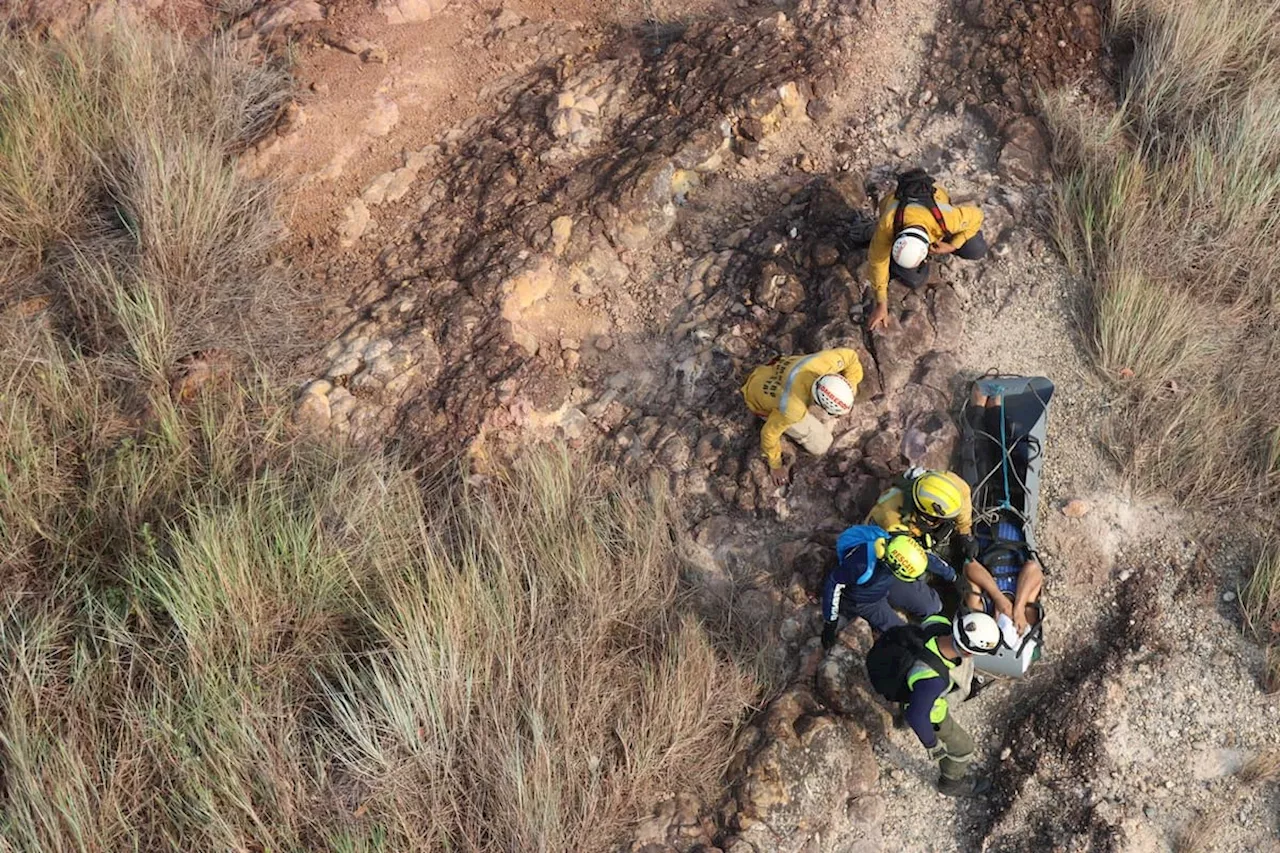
[892,168,951,240]
[865,622,953,703]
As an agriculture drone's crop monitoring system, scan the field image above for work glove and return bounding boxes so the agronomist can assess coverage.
[960,534,980,562]
[821,621,839,650]
[926,742,949,762]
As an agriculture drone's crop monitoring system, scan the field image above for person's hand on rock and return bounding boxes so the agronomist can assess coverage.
[867,302,889,331]
[770,465,789,487]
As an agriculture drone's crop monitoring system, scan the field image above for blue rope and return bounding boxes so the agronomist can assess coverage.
[993,383,1014,510]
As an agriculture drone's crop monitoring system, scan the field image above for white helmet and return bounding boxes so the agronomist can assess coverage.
[891,226,930,269]
[812,374,854,416]
[953,611,1000,655]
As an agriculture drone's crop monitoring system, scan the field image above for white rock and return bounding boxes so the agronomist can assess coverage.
[378,0,447,24]
[336,200,372,247]
[361,172,396,206]
[363,338,393,361]
[1062,498,1091,518]
[294,389,331,433]
[327,356,362,380]
[363,98,400,137]
[383,166,420,203]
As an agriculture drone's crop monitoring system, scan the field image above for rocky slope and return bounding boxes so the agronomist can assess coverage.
[24,0,1276,848]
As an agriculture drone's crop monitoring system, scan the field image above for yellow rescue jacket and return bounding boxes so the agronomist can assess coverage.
[866,470,974,537]
[741,348,863,470]
[866,187,984,305]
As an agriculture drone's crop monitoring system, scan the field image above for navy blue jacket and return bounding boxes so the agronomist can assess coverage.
[822,525,892,623]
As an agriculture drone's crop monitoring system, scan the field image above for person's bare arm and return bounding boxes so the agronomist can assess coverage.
[964,560,1012,617]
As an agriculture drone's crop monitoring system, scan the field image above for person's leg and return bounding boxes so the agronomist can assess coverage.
[850,595,906,633]
[1015,559,1045,627]
[890,258,931,288]
[963,580,989,614]
[885,577,942,619]
[953,230,988,260]
[934,712,976,780]
[1016,560,1044,603]
[783,410,834,457]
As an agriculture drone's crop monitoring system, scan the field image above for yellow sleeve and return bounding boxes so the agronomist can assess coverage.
[944,204,984,247]
[866,218,894,306]
[836,349,863,394]
[947,472,974,535]
[760,411,794,469]
[866,490,904,530]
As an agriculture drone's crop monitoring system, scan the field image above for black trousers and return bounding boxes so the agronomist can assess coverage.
[890,230,989,288]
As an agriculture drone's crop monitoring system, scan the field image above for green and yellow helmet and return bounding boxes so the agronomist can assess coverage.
[881,534,928,582]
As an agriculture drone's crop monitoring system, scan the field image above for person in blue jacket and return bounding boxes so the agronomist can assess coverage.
[820,525,956,646]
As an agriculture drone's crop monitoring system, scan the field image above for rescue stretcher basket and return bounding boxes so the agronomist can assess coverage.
[958,374,1054,678]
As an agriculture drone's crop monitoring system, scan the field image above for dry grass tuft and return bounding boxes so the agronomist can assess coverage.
[0,24,298,367]
[1241,546,1280,641]
[1048,0,1280,512]
[1174,808,1225,853]
[1264,644,1280,694]
[1173,747,1280,851]
[0,350,760,849]
[1240,749,1280,785]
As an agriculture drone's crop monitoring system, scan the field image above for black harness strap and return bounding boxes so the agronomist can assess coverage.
[892,169,952,242]
[893,197,950,239]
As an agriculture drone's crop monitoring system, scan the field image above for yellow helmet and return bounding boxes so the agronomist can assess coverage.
[882,535,928,582]
[912,471,963,521]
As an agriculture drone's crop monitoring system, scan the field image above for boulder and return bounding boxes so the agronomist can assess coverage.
[170,349,234,402]
[378,0,448,24]
[835,474,881,521]
[861,429,903,481]
[998,116,1050,183]
[814,644,890,727]
[755,261,806,314]
[900,410,959,471]
[810,241,841,268]
[777,539,831,591]
[728,687,882,853]
[626,793,718,853]
[929,284,965,349]
[913,350,961,395]
[872,305,935,393]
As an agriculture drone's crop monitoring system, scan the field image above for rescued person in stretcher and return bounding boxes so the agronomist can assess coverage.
[962,384,1044,648]
[961,522,1042,641]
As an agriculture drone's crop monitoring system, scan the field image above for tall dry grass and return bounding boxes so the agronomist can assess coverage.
[1048,0,1280,511]
[0,23,761,852]
[0,21,296,366]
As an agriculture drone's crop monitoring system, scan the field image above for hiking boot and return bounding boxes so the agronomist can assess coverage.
[938,773,992,798]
